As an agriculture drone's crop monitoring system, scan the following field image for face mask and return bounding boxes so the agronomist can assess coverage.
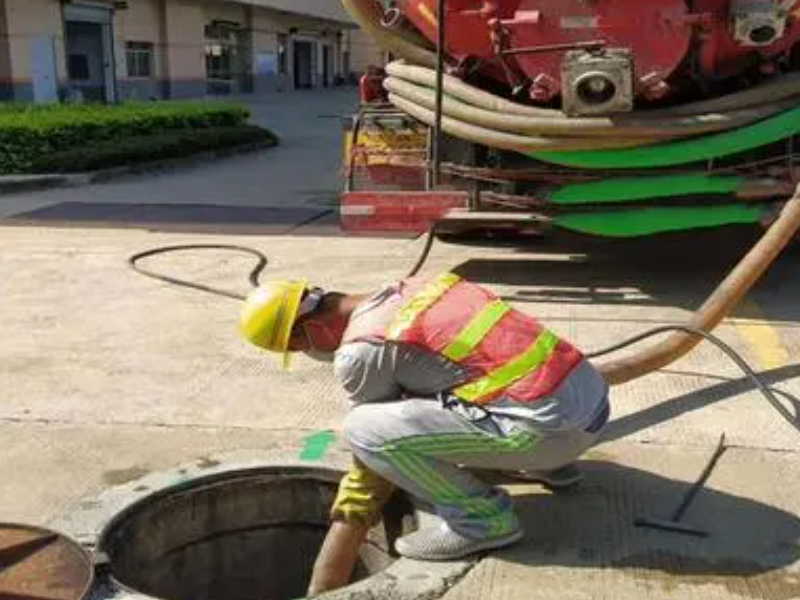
[300,322,336,363]
[305,349,336,363]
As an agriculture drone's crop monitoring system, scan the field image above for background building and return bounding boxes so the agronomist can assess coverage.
[0,0,388,102]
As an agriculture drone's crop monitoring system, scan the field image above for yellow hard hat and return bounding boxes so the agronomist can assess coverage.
[240,279,308,369]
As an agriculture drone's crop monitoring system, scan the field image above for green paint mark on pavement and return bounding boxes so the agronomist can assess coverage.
[300,430,336,461]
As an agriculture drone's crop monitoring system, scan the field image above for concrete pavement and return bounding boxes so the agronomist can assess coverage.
[1,220,798,599]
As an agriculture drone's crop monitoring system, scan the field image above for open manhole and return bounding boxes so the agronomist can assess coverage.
[97,467,413,600]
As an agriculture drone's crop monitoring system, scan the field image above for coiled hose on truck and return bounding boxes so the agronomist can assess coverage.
[342,0,800,156]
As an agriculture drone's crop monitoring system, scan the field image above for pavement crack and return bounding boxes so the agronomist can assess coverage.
[0,415,334,434]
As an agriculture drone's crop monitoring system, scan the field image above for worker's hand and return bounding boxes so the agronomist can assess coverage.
[330,457,396,526]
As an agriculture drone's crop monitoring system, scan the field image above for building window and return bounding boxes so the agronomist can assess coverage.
[206,44,237,81]
[126,42,154,78]
[205,22,241,82]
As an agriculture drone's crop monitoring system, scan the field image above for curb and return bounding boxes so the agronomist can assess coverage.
[0,174,73,194]
[0,140,276,195]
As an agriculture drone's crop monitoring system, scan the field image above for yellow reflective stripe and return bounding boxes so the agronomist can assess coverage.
[453,330,559,403]
[387,272,461,339]
[442,300,511,362]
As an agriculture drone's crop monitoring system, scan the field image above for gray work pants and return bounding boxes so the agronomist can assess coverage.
[343,394,609,540]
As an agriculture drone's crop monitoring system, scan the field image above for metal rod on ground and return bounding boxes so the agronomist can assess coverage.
[670,433,728,522]
[635,433,728,537]
[432,0,446,187]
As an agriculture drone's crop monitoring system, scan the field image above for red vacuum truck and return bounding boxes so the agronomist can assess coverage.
[340,0,800,238]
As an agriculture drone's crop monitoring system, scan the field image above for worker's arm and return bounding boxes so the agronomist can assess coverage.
[335,340,470,404]
[307,458,396,596]
[334,341,403,403]
[310,340,467,595]
[309,343,402,596]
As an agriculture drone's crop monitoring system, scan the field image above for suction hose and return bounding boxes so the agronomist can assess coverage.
[385,65,800,151]
[308,184,800,596]
[340,0,437,68]
[384,74,800,138]
[385,61,800,121]
[388,93,657,152]
[597,190,800,383]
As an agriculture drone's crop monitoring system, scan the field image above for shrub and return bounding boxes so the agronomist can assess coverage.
[0,101,252,173]
[29,125,277,173]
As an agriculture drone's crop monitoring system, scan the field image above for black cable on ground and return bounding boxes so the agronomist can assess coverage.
[586,325,800,434]
[128,229,435,301]
[128,244,268,301]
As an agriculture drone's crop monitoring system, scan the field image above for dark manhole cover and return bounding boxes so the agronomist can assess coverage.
[98,467,412,600]
[0,523,93,600]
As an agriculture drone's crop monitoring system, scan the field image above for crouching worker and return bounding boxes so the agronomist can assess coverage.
[240,272,609,562]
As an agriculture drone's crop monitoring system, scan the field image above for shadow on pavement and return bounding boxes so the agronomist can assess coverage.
[493,460,800,596]
[2,201,341,236]
[603,364,800,442]
[451,226,800,323]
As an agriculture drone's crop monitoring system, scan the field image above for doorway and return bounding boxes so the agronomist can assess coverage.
[64,4,116,102]
[293,40,313,89]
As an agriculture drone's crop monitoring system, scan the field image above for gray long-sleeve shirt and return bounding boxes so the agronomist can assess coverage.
[333,284,609,435]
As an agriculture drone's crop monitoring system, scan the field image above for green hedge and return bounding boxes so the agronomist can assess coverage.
[0,101,251,173]
[30,125,277,173]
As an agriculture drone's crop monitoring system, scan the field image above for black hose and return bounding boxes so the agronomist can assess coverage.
[127,229,436,301]
[128,244,268,301]
[406,227,437,278]
[586,325,799,433]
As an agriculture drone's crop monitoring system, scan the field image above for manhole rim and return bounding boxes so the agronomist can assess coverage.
[49,437,475,600]
[96,464,346,552]
[95,465,371,600]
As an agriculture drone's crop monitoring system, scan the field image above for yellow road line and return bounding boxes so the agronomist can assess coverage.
[732,298,790,370]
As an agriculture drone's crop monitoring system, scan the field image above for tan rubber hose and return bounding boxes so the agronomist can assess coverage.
[307,521,370,596]
[307,457,397,596]
[388,93,661,151]
[644,71,800,116]
[341,0,437,68]
[385,61,800,121]
[597,186,800,384]
[384,76,797,138]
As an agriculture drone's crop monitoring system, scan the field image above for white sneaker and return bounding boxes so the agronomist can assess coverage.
[395,522,524,561]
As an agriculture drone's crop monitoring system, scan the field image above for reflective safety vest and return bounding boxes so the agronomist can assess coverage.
[342,272,583,405]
